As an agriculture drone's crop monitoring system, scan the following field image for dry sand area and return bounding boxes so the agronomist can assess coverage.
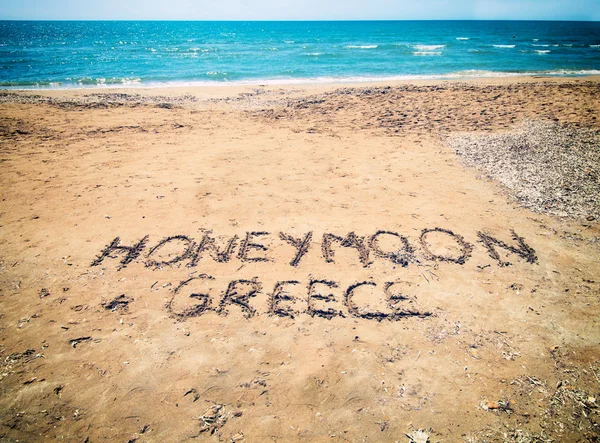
[0,77,599,442]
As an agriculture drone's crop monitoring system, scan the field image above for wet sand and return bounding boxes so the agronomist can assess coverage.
[0,76,599,442]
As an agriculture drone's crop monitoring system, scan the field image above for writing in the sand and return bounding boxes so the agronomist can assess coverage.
[90,228,538,321]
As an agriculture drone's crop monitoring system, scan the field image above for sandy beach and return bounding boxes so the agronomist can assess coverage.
[0,76,599,442]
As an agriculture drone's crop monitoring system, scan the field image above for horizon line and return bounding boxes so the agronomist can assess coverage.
[0,18,598,22]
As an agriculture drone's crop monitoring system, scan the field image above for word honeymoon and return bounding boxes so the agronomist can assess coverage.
[91,228,537,271]
[90,228,538,321]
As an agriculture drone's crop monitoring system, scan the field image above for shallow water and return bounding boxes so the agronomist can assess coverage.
[0,20,599,88]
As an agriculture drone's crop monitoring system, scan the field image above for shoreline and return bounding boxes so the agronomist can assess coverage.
[2,74,600,100]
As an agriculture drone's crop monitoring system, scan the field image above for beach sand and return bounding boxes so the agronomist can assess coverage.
[0,76,599,442]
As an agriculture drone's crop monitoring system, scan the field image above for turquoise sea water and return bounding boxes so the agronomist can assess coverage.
[0,20,599,88]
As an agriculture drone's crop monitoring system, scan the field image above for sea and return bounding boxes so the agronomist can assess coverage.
[0,20,599,89]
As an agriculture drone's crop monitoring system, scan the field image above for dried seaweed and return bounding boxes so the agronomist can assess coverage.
[167,274,215,320]
[477,229,538,267]
[145,235,195,269]
[419,228,473,264]
[448,120,600,219]
[237,232,270,262]
[368,230,414,266]
[90,235,149,270]
[269,280,301,317]
[279,231,313,267]
[217,278,262,318]
[307,279,344,319]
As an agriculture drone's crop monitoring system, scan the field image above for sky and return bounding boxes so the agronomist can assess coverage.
[0,0,598,21]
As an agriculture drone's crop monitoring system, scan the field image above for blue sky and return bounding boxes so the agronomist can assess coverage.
[1,0,598,21]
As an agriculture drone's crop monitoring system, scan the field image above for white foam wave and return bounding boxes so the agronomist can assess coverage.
[345,45,378,49]
[413,51,442,56]
[305,52,323,56]
[591,44,600,48]
[189,48,215,53]
[493,45,515,48]
[413,45,445,50]
[6,70,600,91]
[456,37,469,40]
[532,44,549,47]
[535,50,551,54]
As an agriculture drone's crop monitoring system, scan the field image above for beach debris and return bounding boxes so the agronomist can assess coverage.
[376,420,389,431]
[101,294,132,312]
[0,91,197,109]
[17,314,40,328]
[69,337,92,348]
[1,349,44,381]
[139,424,151,434]
[405,429,430,443]
[184,388,200,402]
[198,404,228,434]
[481,399,514,413]
[39,288,50,298]
[448,120,600,220]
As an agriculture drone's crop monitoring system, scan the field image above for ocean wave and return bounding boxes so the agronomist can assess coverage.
[413,44,445,50]
[345,45,378,49]
[188,47,215,53]
[302,52,342,58]
[591,44,600,48]
[283,40,294,44]
[535,50,551,54]
[4,70,600,90]
[413,51,442,56]
[493,44,515,48]
[64,77,143,86]
[532,44,549,47]
[456,37,469,40]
